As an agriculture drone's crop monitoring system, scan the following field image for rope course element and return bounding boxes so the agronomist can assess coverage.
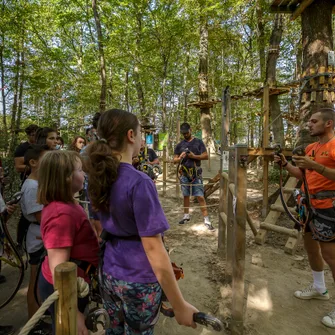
[18,277,89,335]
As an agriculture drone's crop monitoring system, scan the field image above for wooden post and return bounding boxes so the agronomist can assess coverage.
[54,262,77,335]
[207,148,211,172]
[262,85,270,217]
[163,146,167,196]
[226,147,235,280]
[231,144,247,335]
[175,118,180,198]
[218,87,230,258]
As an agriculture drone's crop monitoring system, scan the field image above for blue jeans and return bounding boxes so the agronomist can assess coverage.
[180,176,204,197]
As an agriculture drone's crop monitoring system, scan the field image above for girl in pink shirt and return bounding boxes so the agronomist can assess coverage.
[37,151,99,335]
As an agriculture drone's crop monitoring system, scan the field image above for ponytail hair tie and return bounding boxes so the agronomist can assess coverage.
[100,138,107,144]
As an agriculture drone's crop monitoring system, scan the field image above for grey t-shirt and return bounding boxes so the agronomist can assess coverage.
[21,179,43,253]
[0,193,6,213]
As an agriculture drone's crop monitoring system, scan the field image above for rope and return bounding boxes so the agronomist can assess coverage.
[18,277,89,335]
[162,203,219,210]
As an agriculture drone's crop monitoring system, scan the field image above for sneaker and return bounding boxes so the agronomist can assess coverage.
[205,223,215,231]
[179,216,190,225]
[322,308,335,328]
[294,284,329,300]
[0,325,15,335]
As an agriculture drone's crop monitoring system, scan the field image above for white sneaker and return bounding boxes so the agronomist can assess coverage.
[322,308,335,328]
[294,284,329,300]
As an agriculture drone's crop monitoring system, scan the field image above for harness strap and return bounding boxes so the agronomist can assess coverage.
[301,190,335,200]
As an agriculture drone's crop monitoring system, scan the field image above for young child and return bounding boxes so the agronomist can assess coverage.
[85,109,198,335]
[20,144,51,334]
[37,151,99,335]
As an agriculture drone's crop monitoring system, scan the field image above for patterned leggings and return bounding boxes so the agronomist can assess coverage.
[102,272,162,335]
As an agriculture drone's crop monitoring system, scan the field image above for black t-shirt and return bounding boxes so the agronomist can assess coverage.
[14,141,30,158]
[174,138,207,168]
[139,148,158,162]
[14,141,31,180]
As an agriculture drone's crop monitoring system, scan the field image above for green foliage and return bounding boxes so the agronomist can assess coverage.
[0,0,300,154]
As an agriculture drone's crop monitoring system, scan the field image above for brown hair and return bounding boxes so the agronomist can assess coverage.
[37,150,81,205]
[85,109,139,211]
[69,136,86,152]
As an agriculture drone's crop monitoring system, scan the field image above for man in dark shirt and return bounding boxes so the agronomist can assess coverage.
[13,124,38,249]
[14,124,38,179]
[173,122,214,230]
[133,140,160,180]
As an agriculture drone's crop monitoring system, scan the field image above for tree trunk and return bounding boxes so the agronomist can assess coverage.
[183,44,190,122]
[256,0,266,82]
[15,49,25,134]
[198,14,215,150]
[266,14,284,146]
[297,0,334,146]
[125,71,130,112]
[161,59,168,132]
[9,51,20,155]
[92,0,106,113]
[0,34,7,150]
[133,9,146,117]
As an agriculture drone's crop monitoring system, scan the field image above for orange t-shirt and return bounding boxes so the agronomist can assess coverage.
[303,139,335,209]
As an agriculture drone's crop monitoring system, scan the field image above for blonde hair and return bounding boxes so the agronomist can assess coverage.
[37,150,81,205]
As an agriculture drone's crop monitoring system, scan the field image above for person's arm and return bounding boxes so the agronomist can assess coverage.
[14,157,26,173]
[187,150,208,161]
[141,235,197,328]
[274,154,303,180]
[173,152,187,164]
[292,155,335,181]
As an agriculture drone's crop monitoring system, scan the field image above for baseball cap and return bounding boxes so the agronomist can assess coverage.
[180,123,191,134]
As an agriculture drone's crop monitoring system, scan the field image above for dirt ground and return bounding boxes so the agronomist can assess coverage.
[1,160,335,335]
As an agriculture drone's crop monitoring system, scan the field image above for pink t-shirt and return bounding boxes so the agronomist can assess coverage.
[41,201,99,284]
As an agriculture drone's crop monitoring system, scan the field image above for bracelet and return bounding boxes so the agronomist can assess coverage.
[320,166,326,175]
[282,161,288,168]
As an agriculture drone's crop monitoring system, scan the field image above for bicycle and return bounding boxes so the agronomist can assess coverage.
[0,191,25,309]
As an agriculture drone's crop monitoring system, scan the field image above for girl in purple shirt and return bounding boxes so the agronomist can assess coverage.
[85,109,198,334]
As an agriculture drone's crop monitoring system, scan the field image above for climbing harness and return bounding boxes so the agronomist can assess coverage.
[136,147,162,180]
[277,145,335,241]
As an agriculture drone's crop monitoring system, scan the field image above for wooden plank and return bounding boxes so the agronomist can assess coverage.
[231,144,247,335]
[291,0,315,21]
[262,157,269,217]
[255,176,298,245]
[248,148,293,157]
[285,233,302,254]
[226,148,235,279]
[270,204,296,214]
[260,222,299,238]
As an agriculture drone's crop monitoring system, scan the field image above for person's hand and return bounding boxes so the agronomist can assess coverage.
[187,151,196,159]
[6,204,18,216]
[292,155,318,170]
[273,153,287,166]
[174,301,198,328]
[179,152,187,160]
[77,311,88,335]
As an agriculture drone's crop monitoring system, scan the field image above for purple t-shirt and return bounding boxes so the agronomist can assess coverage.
[100,163,169,283]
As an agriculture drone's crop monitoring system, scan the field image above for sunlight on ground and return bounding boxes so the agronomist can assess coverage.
[247,284,273,314]
[190,223,218,236]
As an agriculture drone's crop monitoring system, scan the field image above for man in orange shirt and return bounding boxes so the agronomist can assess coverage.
[275,108,335,328]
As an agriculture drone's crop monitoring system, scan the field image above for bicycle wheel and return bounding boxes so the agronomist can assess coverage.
[0,214,24,309]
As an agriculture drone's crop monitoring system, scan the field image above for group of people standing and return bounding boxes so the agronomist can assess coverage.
[0,109,215,335]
